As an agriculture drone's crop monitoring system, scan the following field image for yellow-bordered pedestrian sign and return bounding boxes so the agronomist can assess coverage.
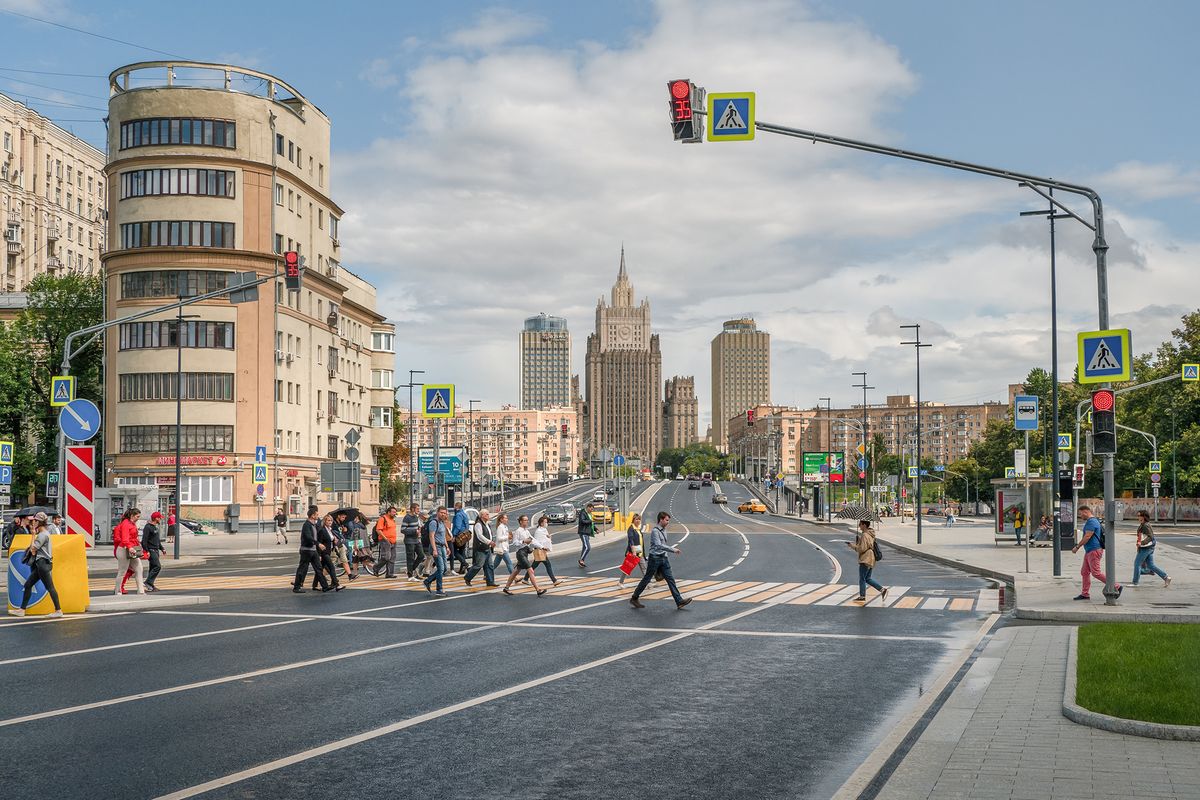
[51,375,75,407]
[1057,433,1072,450]
[252,464,268,485]
[1077,328,1131,384]
[707,92,755,141]
[1183,364,1199,382]
[1005,467,1017,479]
[1149,460,1162,473]
[422,385,455,418]
[907,466,919,479]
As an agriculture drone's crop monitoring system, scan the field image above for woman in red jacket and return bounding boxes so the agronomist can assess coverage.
[113,508,145,595]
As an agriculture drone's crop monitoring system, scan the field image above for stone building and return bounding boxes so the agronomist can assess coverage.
[662,375,698,450]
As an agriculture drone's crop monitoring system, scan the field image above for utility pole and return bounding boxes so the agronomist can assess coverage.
[468,399,481,506]
[819,397,831,521]
[852,372,873,507]
[402,370,424,508]
[901,325,931,544]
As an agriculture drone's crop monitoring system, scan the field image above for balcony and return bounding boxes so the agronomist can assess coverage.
[6,240,21,256]
[46,225,60,242]
[7,211,19,226]
[46,255,62,271]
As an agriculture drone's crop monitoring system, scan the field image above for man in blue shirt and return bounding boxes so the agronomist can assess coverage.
[449,502,470,574]
[1071,505,1121,601]
[629,511,691,610]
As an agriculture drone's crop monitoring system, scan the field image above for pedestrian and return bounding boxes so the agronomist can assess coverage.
[1072,505,1121,601]
[312,514,344,591]
[1132,510,1170,588]
[503,514,546,596]
[374,506,399,579]
[292,505,330,593]
[1033,515,1051,545]
[141,511,166,592]
[577,503,597,568]
[463,509,496,587]
[400,503,425,581]
[617,512,645,587]
[46,514,63,536]
[2,513,27,551]
[10,512,62,617]
[449,502,470,574]
[274,507,289,545]
[491,512,515,576]
[423,506,451,597]
[944,507,955,527]
[1012,506,1026,546]
[846,520,888,603]
[629,511,690,609]
[529,515,560,585]
[166,510,177,541]
[113,507,146,595]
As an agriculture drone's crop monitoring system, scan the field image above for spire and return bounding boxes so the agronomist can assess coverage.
[618,243,627,279]
[611,245,634,307]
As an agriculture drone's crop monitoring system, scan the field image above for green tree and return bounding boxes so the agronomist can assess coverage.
[373,403,410,505]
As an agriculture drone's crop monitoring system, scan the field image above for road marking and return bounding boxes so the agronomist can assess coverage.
[152,598,785,799]
[0,619,308,666]
[0,611,135,629]
[718,507,843,583]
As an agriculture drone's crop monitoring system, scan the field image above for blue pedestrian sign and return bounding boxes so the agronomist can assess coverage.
[252,464,268,485]
[0,465,11,485]
[255,445,267,464]
[907,466,919,479]
[58,399,101,443]
[0,440,12,466]
[934,465,945,472]
[1057,433,1073,450]
[1013,395,1039,431]
[613,455,626,466]
[50,375,75,407]
[706,92,755,141]
[1077,329,1131,384]
[1005,467,1017,479]
[422,385,455,418]
[1183,364,1199,382]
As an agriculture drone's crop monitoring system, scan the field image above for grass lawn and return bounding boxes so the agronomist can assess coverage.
[1076,622,1200,726]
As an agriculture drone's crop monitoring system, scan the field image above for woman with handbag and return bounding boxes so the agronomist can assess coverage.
[113,508,146,595]
[529,514,560,586]
[617,513,646,588]
[10,512,62,617]
[502,514,546,596]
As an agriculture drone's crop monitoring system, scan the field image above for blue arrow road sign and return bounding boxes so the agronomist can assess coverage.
[613,455,626,466]
[856,458,868,470]
[0,466,12,485]
[58,399,101,442]
[255,445,267,463]
[934,465,945,472]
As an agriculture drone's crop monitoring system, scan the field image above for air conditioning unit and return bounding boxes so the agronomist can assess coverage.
[275,349,285,363]
[286,353,294,364]
[328,364,337,378]
[329,413,338,424]
[330,237,340,249]
[317,409,324,419]
[326,311,339,329]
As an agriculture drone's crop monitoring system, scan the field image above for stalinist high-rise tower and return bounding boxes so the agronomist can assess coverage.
[584,249,662,465]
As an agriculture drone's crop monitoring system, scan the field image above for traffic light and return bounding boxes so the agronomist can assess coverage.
[560,424,568,436]
[1091,389,1116,454]
[746,408,755,426]
[1072,463,1086,489]
[284,250,302,292]
[667,79,703,143]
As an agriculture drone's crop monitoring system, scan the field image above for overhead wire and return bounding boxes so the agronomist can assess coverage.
[0,9,189,59]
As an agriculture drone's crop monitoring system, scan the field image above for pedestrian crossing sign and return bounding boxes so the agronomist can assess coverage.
[422,384,455,418]
[1077,328,1131,384]
[0,440,12,466]
[51,375,75,407]
[1057,433,1072,450]
[1149,460,1162,474]
[1005,467,1017,479]
[706,92,755,141]
[907,466,919,479]
[1183,364,1199,382]
[252,464,268,485]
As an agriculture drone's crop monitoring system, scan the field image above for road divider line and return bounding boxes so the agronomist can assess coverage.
[0,611,134,629]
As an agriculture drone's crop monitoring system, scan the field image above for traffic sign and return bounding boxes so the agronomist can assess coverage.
[422,385,455,418]
[1150,472,1162,484]
[1057,433,1073,450]
[344,428,361,446]
[1153,486,1160,497]
[46,471,59,500]
[255,445,267,464]
[856,458,868,470]
[613,455,626,466]
[50,375,75,407]
[706,92,755,141]
[0,465,11,484]
[0,486,9,505]
[345,446,360,462]
[855,443,866,456]
[1149,460,1162,473]
[65,445,95,546]
[252,464,268,485]
[1005,467,1017,479]
[1078,329,1131,384]
[907,466,919,479]
[1013,394,1039,431]
[58,398,101,443]
[0,440,12,466]
[1184,364,1199,382]
[934,465,945,472]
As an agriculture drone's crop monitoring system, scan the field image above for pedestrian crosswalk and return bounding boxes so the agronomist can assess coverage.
[136,573,1000,612]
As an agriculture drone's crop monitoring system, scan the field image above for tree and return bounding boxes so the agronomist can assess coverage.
[373,402,410,505]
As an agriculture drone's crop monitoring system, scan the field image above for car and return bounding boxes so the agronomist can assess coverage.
[712,493,728,504]
[688,481,700,489]
[701,478,712,487]
[675,474,686,481]
[545,503,577,524]
[592,491,607,502]
[590,505,613,524]
[738,500,767,514]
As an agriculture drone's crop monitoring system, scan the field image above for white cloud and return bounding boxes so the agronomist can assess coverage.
[1095,161,1200,202]
[334,0,1199,433]
[446,7,547,50]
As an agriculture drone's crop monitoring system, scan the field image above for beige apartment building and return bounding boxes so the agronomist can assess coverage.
[711,318,771,452]
[520,313,571,409]
[2,92,106,291]
[662,375,698,450]
[102,61,393,519]
[406,405,579,487]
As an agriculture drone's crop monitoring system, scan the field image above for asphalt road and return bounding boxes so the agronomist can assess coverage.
[0,479,997,800]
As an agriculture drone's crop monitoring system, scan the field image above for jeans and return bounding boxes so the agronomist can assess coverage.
[21,559,60,610]
[1081,548,1107,595]
[632,555,684,605]
[531,557,557,582]
[1132,547,1168,583]
[491,551,514,574]
[449,539,468,572]
[858,563,883,597]
[424,546,448,592]
[465,546,495,585]
[146,550,162,587]
[578,533,592,562]
[1014,526,1024,544]
[404,539,425,577]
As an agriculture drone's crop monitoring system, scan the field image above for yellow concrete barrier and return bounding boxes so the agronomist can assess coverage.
[6,534,91,614]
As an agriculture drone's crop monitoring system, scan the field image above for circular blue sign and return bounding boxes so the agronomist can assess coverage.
[58,398,101,442]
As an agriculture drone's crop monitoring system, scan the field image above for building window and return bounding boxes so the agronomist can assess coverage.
[327,391,339,416]
[370,369,393,390]
[120,269,231,299]
[327,435,338,459]
[371,406,393,428]
[119,372,234,401]
[120,118,236,150]
[276,133,284,156]
[179,476,234,504]
[119,424,234,453]
[120,221,235,250]
[329,215,338,241]
[118,320,235,350]
[371,331,395,352]
[120,168,235,199]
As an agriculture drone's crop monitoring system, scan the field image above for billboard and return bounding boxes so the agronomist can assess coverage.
[417,447,465,485]
[801,452,845,484]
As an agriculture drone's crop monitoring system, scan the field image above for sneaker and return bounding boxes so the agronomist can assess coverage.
[880,587,889,602]
[407,576,419,582]
[48,610,63,618]
[8,608,25,617]
[1165,577,1172,588]
[630,598,645,609]
[434,591,448,597]
[536,589,547,597]
[292,587,306,593]
[852,596,867,602]
[1116,585,1123,598]
[334,585,345,592]
[1073,594,1090,601]
[676,598,692,609]
[502,588,513,596]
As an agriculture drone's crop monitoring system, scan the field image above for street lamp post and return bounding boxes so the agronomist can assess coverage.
[468,399,481,506]
[402,371,424,507]
[819,397,831,522]
[173,306,200,560]
[900,324,932,544]
[851,372,873,507]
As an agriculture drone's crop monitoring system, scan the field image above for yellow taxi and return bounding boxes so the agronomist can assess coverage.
[590,505,614,524]
[737,499,767,514]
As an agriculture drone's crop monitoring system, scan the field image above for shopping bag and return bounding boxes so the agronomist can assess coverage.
[619,552,640,576]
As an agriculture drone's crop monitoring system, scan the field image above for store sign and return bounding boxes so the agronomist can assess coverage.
[286,469,299,477]
[155,455,228,466]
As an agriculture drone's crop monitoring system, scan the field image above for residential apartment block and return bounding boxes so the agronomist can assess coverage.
[711,318,770,452]
[520,313,571,410]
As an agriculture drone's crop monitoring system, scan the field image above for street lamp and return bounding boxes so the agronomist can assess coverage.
[401,370,424,507]
[819,397,832,522]
[900,324,932,544]
[468,399,481,506]
[173,307,200,560]
[851,372,874,507]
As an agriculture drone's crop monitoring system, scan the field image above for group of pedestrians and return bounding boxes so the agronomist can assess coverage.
[112,508,167,594]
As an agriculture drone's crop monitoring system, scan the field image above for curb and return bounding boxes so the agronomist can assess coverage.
[872,531,1016,585]
[87,593,211,613]
[1019,607,1200,624]
[1063,627,1200,741]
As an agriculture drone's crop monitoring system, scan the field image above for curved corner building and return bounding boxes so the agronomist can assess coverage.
[103,62,394,521]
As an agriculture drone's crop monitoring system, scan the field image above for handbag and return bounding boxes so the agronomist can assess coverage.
[126,546,143,560]
[532,548,548,563]
[453,531,471,549]
[20,547,36,566]
[619,552,641,576]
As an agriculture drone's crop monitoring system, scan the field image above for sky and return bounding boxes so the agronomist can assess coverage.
[3,0,1198,432]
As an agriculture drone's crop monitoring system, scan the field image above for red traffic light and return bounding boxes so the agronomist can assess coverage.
[670,80,690,100]
[858,471,866,479]
[1091,389,1115,412]
[284,250,300,277]
[746,409,755,426]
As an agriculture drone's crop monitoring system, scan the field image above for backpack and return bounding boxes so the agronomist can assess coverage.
[872,538,884,562]
[369,521,380,547]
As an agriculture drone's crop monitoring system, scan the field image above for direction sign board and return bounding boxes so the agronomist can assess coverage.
[1078,328,1131,384]
[422,385,455,418]
[0,465,11,485]
[1184,364,1199,382]
[0,440,12,466]
[252,464,268,485]
[1149,460,1162,473]
[255,445,267,464]
[58,398,101,443]
[1057,433,1073,450]
[706,92,755,141]
[1013,394,1039,431]
[50,375,75,407]
[417,448,465,485]
[907,466,919,479]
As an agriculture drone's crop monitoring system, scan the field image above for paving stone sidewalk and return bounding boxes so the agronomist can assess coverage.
[876,625,1200,800]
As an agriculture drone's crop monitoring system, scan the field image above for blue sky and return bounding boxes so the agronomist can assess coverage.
[3,0,1198,427]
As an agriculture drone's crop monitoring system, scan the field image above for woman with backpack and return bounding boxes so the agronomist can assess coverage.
[846,519,887,603]
[1132,510,1170,588]
[10,512,62,617]
[113,508,146,595]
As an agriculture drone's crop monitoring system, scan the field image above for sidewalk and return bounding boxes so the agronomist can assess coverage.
[875,626,1200,800]
[871,518,1200,623]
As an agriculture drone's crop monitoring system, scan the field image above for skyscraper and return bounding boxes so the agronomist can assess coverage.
[663,376,698,450]
[711,317,771,452]
[519,313,571,410]
[584,249,662,464]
